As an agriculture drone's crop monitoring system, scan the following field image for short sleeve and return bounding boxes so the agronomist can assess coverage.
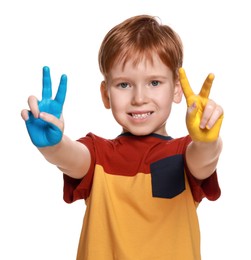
[63,133,96,203]
[185,163,221,203]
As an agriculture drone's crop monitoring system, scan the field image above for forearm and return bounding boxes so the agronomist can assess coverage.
[185,137,223,180]
[38,135,90,179]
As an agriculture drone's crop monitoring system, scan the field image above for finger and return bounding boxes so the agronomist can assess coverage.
[204,105,223,130]
[200,100,223,129]
[199,73,214,99]
[178,68,194,105]
[55,74,67,105]
[199,99,214,129]
[39,112,64,131]
[42,66,52,100]
[27,95,40,118]
[21,109,29,121]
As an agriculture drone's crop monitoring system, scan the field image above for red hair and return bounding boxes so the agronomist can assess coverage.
[98,15,183,80]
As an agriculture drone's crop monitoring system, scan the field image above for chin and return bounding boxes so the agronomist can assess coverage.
[125,128,154,136]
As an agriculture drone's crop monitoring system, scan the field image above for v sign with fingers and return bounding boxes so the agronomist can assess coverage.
[179,68,223,142]
[22,66,67,147]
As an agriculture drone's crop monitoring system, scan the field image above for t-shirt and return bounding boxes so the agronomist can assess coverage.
[63,132,221,260]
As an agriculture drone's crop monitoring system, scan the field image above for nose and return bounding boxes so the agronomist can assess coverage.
[131,85,149,105]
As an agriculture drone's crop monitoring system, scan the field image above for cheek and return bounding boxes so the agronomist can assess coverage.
[109,93,127,111]
[155,91,174,108]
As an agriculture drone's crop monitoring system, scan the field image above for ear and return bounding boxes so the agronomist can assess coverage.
[173,79,183,104]
[100,81,111,109]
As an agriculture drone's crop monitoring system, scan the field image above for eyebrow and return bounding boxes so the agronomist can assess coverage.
[107,77,129,85]
[109,74,169,83]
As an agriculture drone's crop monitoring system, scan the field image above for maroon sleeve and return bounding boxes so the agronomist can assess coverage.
[185,163,221,203]
[63,133,96,204]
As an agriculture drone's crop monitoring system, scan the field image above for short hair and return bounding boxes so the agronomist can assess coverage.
[98,14,183,80]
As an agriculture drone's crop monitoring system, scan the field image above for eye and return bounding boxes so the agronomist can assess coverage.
[150,80,160,87]
[119,82,129,89]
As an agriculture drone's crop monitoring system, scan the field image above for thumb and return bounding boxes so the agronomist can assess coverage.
[186,101,201,130]
[187,102,198,118]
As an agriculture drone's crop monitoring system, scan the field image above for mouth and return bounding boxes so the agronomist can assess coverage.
[129,112,152,119]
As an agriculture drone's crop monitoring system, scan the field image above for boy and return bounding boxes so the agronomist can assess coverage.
[21,15,223,260]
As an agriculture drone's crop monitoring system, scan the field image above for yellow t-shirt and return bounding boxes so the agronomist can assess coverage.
[64,133,221,260]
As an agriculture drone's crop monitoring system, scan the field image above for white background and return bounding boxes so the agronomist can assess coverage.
[1,0,250,259]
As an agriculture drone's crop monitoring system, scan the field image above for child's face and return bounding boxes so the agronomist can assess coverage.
[100,54,182,136]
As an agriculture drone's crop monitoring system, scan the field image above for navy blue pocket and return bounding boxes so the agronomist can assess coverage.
[150,155,185,199]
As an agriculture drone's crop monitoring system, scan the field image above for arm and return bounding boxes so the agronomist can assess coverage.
[38,135,91,179]
[185,138,222,180]
[179,68,224,180]
[21,66,90,179]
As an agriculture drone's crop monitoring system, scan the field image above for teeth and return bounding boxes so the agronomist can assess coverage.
[131,112,151,119]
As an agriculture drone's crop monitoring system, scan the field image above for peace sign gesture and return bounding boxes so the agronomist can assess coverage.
[21,66,67,147]
[179,68,223,142]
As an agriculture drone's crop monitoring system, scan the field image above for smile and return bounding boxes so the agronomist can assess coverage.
[131,112,152,119]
